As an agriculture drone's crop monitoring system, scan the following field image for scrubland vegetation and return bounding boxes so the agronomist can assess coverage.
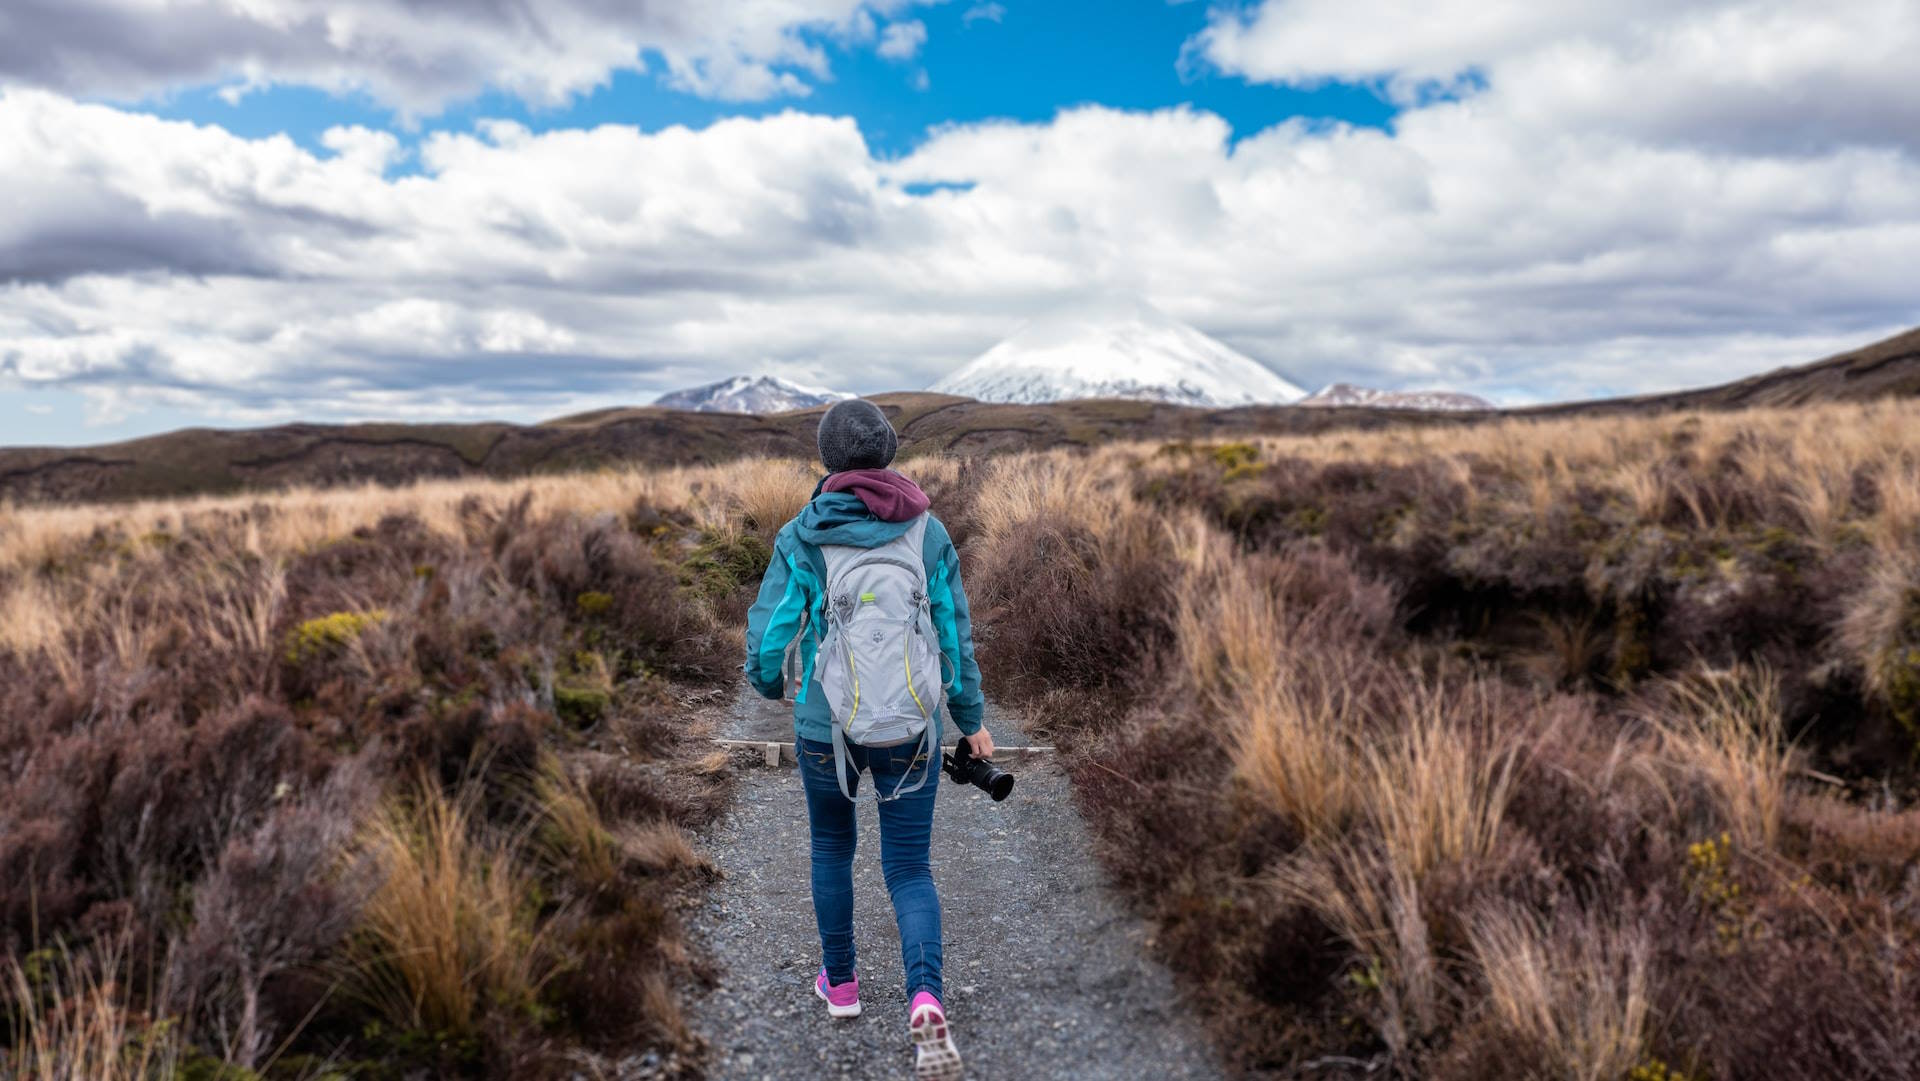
[953,400,1920,1078]
[5,400,1919,1077]
[0,463,813,1077]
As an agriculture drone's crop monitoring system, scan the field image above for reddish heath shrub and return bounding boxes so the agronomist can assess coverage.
[969,516,1178,709]
[0,696,324,942]
[167,762,374,1068]
[496,501,733,682]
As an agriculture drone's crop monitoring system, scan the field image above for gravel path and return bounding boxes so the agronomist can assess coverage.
[685,690,1224,1081]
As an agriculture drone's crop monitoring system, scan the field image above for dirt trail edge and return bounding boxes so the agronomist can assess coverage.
[686,690,1224,1080]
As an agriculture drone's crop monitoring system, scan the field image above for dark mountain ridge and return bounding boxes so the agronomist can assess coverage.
[3,325,1914,506]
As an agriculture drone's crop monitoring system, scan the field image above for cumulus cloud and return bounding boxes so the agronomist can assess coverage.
[877,20,928,62]
[3,0,1919,430]
[0,0,931,114]
[1192,0,1920,154]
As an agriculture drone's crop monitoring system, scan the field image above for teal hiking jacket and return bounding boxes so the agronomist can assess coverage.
[743,482,985,744]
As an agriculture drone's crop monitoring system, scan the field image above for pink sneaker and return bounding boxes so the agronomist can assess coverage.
[814,968,861,1018]
[909,991,963,1081]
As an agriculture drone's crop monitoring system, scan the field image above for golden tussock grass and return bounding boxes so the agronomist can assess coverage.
[1363,680,1521,879]
[1175,524,1518,867]
[1468,906,1651,1081]
[615,820,711,877]
[1174,528,1287,693]
[1649,665,1792,848]
[1272,842,1439,1057]
[533,754,622,892]
[969,450,1134,548]
[1229,662,1367,840]
[0,576,70,664]
[720,458,816,540]
[1835,549,1920,702]
[343,783,553,1040]
[2,940,180,1081]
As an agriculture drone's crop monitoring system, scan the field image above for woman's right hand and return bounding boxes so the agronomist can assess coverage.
[961,728,996,760]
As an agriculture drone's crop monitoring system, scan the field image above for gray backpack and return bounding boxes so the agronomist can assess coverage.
[814,514,946,802]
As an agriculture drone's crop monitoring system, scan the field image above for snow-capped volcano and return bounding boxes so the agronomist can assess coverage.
[654,375,852,415]
[1299,383,1495,412]
[930,299,1305,407]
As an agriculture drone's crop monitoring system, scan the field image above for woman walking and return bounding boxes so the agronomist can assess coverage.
[744,399,989,1081]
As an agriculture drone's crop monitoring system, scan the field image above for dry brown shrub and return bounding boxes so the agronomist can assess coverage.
[167,762,374,1069]
[968,459,1177,705]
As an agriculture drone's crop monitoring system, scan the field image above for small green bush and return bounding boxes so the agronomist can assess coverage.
[1630,1058,1699,1081]
[681,532,772,600]
[1882,646,1920,745]
[285,609,388,664]
[554,652,614,727]
[1211,441,1264,481]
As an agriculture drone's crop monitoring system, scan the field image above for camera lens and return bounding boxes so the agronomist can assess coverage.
[985,770,1014,802]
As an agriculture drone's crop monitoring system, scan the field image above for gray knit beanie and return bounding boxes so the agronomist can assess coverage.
[817,399,898,473]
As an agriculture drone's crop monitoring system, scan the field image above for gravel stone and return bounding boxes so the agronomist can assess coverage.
[686,691,1224,1080]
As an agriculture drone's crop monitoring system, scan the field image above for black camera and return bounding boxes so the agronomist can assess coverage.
[942,738,1014,802]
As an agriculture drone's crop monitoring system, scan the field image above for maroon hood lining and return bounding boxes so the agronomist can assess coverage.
[821,468,931,523]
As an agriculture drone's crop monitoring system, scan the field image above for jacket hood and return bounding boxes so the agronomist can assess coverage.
[793,490,916,548]
[821,468,930,523]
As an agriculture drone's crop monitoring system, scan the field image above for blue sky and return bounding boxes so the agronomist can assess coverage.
[3,0,1917,446]
[135,3,1396,164]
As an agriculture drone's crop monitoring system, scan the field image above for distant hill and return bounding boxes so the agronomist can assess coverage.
[0,395,1464,505]
[1523,325,1920,415]
[654,375,851,414]
[2,326,1914,506]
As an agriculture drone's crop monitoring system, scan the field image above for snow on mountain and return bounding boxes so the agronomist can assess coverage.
[654,375,852,415]
[929,299,1306,407]
[1298,383,1496,412]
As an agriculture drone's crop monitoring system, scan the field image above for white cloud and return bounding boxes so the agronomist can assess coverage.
[963,3,1006,27]
[0,0,934,114]
[1193,0,1920,153]
[4,0,1920,430]
[877,20,929,62]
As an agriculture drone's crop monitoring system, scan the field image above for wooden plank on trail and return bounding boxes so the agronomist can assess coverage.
[708,738,1056,766]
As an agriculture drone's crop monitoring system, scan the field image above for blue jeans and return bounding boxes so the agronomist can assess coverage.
[797,736,943,1002]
